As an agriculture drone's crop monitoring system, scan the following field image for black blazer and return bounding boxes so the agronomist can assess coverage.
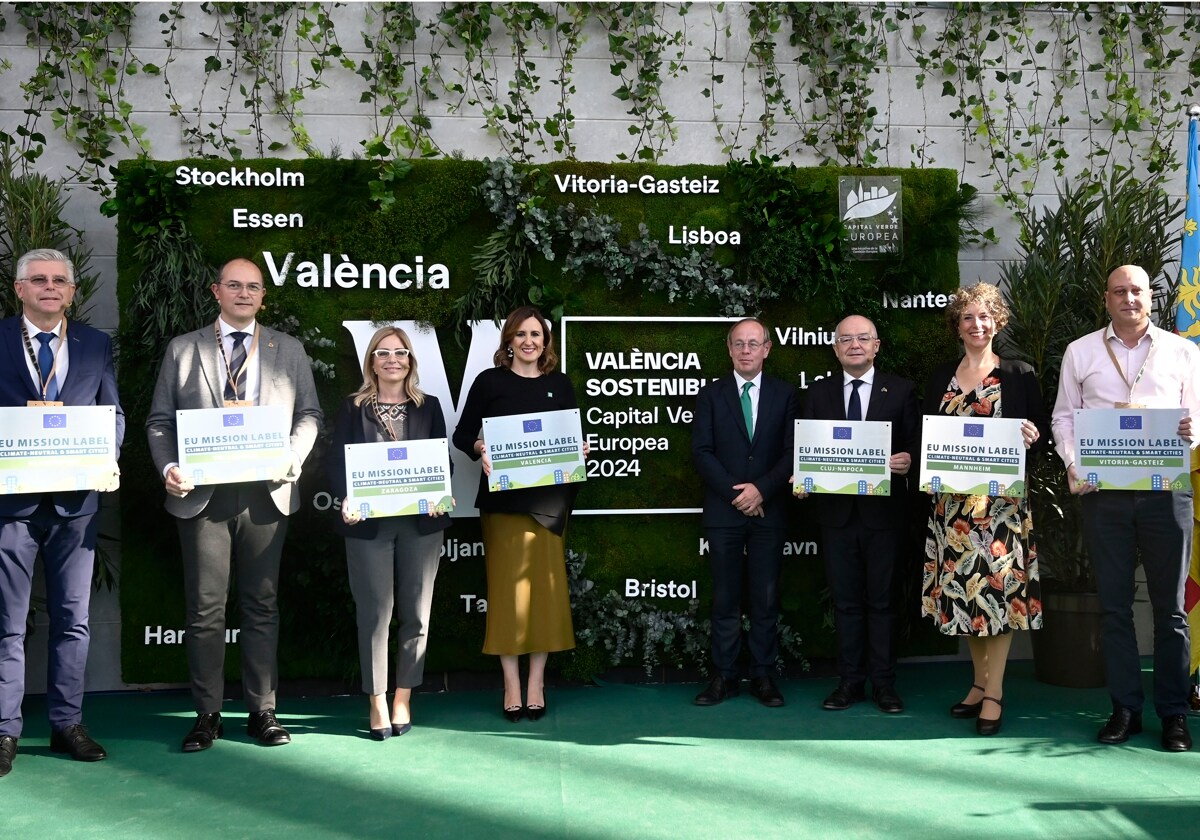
[799,370,919,529]
[328,394,453,538]
[921,357,1051,454]
[692,372,799,528]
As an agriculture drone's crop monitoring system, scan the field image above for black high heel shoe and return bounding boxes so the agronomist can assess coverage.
[526,703,546,722]
[950,683,985,719]
[391,722,413,737]
[976,697,1003,736]
[503,704,525,722]
[369,726,392,741]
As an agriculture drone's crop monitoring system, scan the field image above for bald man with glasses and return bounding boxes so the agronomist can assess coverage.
[147,258,321,753]
[798,315,918,714]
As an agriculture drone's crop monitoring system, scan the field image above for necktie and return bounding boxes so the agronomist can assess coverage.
[848,379,864,421]
[741,381,754,438]
[225,331,249,401]
[37,332,58,401]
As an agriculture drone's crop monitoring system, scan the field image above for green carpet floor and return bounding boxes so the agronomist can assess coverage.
[3,660,1198,839]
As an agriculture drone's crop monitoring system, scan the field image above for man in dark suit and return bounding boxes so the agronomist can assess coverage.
[798,315,918,714]
[691,318,798,707]
[146,257,321,752]
[0,248,124,777]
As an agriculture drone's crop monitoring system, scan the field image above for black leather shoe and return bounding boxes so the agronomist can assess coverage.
[822,681,865,711]
[749,676,785,707]
[873,686,905,714]
[950,683,985,719]
[182,712,223,752]
[50,724,107,762]
[526,703,547,721]
[369,726,392,741]
[503,704,525,722]
[247,709,291,746]
[693,676,740,706]
[0,735,16,777]
[391,722,413,737]
[1098,707,1142,745]
[1161,714,1193,752]
[976,697,1003,736]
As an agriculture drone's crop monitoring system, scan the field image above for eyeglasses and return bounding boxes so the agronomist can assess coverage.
[835,334,878,346]
[221,281,265,294]
[372,348,411,359]
[730,341,765,351]
[20,275,74,289]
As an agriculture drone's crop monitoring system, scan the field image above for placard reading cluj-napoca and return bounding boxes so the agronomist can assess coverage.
[793,419,892,496]
[177,405,292,485]
[344,438,454,518]
[1073,408,1189,491]
[920,415,1027,496]
[483,409,586,492]
[0,405,119,494]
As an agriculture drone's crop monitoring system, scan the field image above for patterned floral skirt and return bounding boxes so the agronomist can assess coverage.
[921,493,1042,636]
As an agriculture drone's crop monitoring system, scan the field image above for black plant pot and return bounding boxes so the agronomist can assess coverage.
[1031,590,1106,689]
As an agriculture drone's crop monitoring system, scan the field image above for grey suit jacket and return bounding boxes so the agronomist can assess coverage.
[145,323,323,518]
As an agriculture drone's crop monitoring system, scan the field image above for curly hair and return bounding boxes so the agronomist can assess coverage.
[944,282,1010,336]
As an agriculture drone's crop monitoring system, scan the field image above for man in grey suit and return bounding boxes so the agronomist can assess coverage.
[146,258,322,752]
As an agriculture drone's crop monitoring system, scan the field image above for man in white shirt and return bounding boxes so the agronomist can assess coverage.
[1051,264,1200,752]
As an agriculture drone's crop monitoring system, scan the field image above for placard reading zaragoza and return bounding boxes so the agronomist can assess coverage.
[344,437,453,518]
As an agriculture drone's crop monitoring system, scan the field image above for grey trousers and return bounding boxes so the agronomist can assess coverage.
[345,517,442,694]
[177,482,288,714]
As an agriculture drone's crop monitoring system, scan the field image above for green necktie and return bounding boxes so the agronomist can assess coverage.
[741,380,754,438]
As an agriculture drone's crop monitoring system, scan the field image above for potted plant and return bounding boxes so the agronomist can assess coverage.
[997,167,1180,688]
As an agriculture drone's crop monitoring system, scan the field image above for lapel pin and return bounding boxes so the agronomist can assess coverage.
[268,341,276,348]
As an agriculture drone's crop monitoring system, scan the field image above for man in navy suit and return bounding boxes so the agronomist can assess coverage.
[0,249,124,777]
[691,318,798,706]
[798,315,918,714]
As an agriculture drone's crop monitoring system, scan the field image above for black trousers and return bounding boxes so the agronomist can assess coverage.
[821,521,902,688]
[1081,489,1193,718]
[705,520,785,678]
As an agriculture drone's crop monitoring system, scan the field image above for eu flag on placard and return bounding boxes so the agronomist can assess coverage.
[1119,415,1142,430]
[388,447,407,460]
[1179,115,1200,342]
[832,427,852,440]
[43,414,66,428]
[523,419,543,433]
[223,414,244,427]
[963,423,984,438]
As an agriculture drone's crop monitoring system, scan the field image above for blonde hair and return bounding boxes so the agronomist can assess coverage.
[351,326,425,407]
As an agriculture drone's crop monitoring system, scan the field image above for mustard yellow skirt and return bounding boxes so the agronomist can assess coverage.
[480,511,576,655]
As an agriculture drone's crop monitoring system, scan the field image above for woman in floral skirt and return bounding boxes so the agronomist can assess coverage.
[921,283,1050,736]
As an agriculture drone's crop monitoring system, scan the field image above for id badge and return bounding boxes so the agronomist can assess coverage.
[1113,401,1146,409]
[224,399,254,408]
[27,400,65,407]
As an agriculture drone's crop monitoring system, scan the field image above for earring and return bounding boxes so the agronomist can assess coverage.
[507,347,514,359]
